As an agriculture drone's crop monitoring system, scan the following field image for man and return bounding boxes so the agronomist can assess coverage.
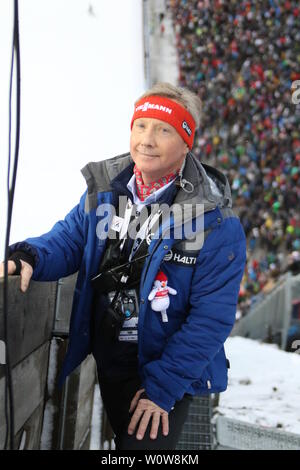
[0,82,246,450]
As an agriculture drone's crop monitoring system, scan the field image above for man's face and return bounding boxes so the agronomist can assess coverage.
[130,117,188,183]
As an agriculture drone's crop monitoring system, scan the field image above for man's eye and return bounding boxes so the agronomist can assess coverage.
[136,122,145,128]
[162,127,170,133]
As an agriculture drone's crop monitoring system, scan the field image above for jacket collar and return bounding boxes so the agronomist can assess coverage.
[173,151,232,210]
[81,151,232,212]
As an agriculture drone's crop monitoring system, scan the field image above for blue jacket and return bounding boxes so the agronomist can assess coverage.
[9,152,246,412]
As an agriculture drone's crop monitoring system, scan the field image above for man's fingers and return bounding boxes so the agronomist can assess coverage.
[129,395,139,414]
[20,261,33,293]
[150,411,160,440]
[8,260,17,274]
[129,388,145,413]
[128,395,169,441]
[161,413,169,436]
[128,407,143,435]
[0,260,33,292]
[136,409,152,440]
[0,260,17,277]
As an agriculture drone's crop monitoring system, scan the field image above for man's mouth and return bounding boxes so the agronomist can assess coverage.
[137,151,159,158]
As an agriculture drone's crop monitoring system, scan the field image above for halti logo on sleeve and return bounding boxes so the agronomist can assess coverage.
[164,249,196,266]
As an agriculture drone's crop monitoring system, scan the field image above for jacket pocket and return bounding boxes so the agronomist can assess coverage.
[193,355,230,393]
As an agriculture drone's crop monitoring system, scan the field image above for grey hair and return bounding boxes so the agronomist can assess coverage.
[135,82,202,129]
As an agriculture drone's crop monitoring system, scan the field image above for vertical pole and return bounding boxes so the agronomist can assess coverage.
[58,375,69,450]
[281,272,292,350]
[143,0,152,88]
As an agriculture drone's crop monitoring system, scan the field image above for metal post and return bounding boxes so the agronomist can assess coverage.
[143,0,152,88]
[58,375,69,450]
[281,271,292,350]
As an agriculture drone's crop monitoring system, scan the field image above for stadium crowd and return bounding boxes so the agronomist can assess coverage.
[167,0,300,316]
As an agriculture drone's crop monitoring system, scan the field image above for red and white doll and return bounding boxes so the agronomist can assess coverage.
[148,271,177,322]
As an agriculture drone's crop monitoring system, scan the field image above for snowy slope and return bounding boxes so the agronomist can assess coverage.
[216,336,300,435]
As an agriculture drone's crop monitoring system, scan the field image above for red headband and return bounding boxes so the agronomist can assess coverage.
[130,95,196,149]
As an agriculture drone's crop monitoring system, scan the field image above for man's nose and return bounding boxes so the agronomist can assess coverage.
[141,126,156,146]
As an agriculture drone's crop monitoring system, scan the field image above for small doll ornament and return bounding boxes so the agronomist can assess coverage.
[148,271,177,322]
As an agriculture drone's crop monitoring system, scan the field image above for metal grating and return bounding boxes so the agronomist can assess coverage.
[176,395,214,450]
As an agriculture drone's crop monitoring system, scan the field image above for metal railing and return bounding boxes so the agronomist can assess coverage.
[232,272,300,350]
[214,416,300,450]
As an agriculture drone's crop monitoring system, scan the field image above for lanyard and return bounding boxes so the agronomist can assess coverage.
[119,199,134,250]
[129,207,162,261]
[115,198,162,261]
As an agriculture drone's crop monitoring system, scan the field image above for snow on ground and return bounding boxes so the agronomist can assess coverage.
[216,336,300,435]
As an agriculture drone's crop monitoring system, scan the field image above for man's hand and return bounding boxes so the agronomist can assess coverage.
[128,389,169,440]
[0,260,33,292]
